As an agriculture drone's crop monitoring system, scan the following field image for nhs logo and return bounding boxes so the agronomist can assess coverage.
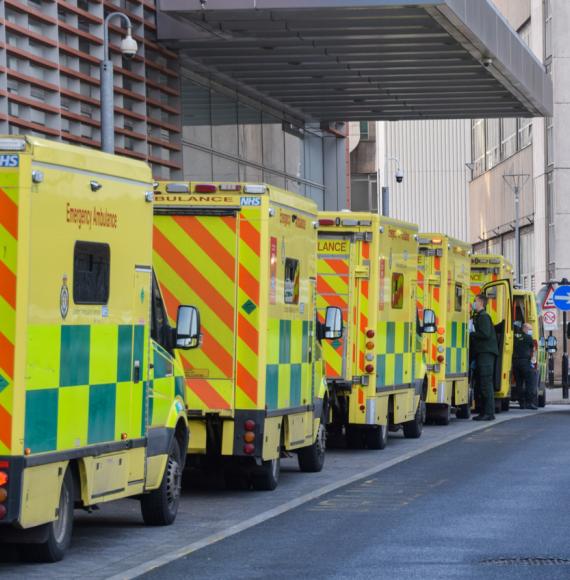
[240,196,261,207]
[0,155,19,168]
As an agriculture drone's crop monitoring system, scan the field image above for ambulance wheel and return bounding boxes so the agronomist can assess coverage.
[298,422,326,473]
[403,403,424,439]
[456,402,471,420]
[501,398,510,412]
[252,458,280,491]
[26,469,74,563]
[141,438,182,526]
[364,424,388,450]
[434,404,451,426]
[346,426,364,449]
[538,392,546,408]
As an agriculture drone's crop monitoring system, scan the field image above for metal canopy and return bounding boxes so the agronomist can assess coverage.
[157,0,553,122]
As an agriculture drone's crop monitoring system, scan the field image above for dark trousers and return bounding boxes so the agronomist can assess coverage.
[475,352,496,416]
[513,358,537,406]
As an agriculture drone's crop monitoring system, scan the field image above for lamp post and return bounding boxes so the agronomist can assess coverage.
[100,12,138,154]
[378,156,403,217]
[503,173,530,287]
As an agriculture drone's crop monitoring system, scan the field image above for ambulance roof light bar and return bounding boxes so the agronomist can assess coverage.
[0,138,26,151]
[194,184,217,193]
[165,183,190,193]
[243,184,267,194]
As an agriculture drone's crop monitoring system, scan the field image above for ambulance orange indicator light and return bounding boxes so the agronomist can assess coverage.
[0,488,7,503]
[366,341,375,350]
[121,433,128,440]
[24,448,31,456]
[0,472,7,487]
[437,327,445,335]
[244,432,255,443]
[437,336,445,344]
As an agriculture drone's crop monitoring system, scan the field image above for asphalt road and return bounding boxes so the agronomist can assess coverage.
[143,410,570,580]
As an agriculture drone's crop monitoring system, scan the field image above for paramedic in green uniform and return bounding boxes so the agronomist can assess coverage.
[470,294,499,421]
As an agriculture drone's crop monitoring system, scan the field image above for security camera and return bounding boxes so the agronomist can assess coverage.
[120,34,138,59]
[395,169,404,184]
[482,57,493,68]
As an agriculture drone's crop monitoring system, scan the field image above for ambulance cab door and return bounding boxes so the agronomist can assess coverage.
[481,279,513,391]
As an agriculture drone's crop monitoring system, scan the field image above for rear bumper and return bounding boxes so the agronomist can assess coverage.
[0,456,24,525]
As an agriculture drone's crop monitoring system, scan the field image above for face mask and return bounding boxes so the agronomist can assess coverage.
[472,303,477,313]
[525,330,533,336]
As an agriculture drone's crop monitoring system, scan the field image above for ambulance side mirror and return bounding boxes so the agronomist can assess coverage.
[422,309,437,334]
[175,305,201,350]
[546,335,558,354]
[324,306,343,340]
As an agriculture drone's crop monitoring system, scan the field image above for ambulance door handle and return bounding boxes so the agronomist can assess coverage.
[133,360,141,384]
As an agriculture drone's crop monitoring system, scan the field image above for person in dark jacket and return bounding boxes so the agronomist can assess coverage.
[513,322,538,410]
[470,294,499,421]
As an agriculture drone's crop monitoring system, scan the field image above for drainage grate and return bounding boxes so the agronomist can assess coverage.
[481,557,570,567]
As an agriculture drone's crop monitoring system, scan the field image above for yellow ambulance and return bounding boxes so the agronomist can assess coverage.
[153,182,341,490]
[418,235,471,424]
[470,255,514,412]
[316,212,436,449]
[0,136,199,561]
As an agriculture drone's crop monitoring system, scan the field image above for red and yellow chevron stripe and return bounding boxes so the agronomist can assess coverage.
[153,210,261,413]
[317,250,350,378]
[0,182,18,454]
[357,241,370,373]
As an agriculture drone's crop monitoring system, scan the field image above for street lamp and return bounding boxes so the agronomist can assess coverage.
[503,173,530,286]
[379,156,403,217]
[100,12,138,154]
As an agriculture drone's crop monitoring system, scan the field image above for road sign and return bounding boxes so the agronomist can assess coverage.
[543,285,556,310]
[543,309,558,331]
[553,286,570,312]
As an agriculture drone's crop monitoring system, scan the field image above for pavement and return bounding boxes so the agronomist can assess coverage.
[0,404,567,579]
[144,408,570,580]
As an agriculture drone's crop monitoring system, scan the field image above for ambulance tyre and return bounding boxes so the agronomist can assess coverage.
[538,392,546,408]
[252,458,280,491]
[141,438,182,526]
[365,424,388,450]
[298,422,326,473]
[434,404,451,426]
[403,402,424,439]
[501,398,510,412]
[26,469,74,563]
[456,402,471,419]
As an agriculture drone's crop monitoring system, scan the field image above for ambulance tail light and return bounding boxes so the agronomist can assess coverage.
[244,419,256,432]
[0,465,7,519]
[0,471,7,487]
[243,443,255,455]
[437,355,445,364]
[194,184,217,193]
[365,364,374,374]
[366,341,375,350]
[219,184,242,192]
[243,419,256,454]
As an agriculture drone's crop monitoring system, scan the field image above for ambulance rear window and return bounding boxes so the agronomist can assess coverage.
[284,258,300,305]
[455,284,463,312]
[391,273,404,309]
[73,242,110,305]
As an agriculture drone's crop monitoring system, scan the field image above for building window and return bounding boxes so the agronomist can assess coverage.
[501,118,517,160]
[472,119,485,177]
[360,121,369,140]
[546,116,554,166]
[518,118,532,149]
[544,0,552,61]
[546,172,555,271]
[486,118,500,170]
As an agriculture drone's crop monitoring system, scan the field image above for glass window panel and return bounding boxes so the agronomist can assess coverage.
[518,118,532,149]
[286,179,303,195]
[262,112,285,172]
[285,130,303,179]
[501,118,517,160]
[264,171,285,189]
[238,102,262,164]
[307,186,324,210]
[183,145,213,181]
[239,164,263,183]
[472,119,485,177]
[213,155,239,181]
[485,118,500,170]
[212,91,238,156]
[181,79,211,147]
[304,131,324,185]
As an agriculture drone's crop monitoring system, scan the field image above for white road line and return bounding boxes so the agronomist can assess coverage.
[107,408,562,580]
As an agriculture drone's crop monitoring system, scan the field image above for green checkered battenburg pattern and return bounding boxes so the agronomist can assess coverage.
[24,324,156,454]
[265,319,312,411]
[445,321,468,375]
[376,321,416,388]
